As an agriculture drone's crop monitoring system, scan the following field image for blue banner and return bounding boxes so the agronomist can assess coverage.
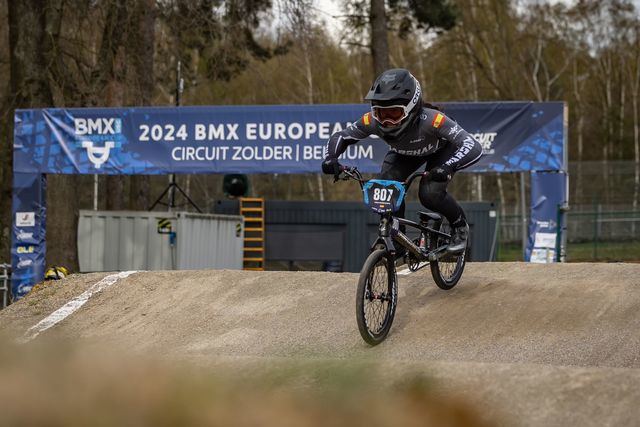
[525,171,568,262]
[14,102,565,175]
[11,173,47,297]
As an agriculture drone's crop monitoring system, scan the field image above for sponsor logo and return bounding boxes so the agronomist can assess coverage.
[448,124,463,138]
[391,146,432,156]
[445,137,477,166]
[411,83,421,106]
[74,117,121,169]
[409,137,425,144]
[17,284,33,295]
[17,258,33,268]
[472,132,498,154]
[432,113,445,128]
[536,219,557,229]
[16,212,35,227]
[362,112,371,126]
[74,118,121,135]
[381,73,397,84]
[16,230,34,241]
[17,245,35,254]
[82,140,115,169]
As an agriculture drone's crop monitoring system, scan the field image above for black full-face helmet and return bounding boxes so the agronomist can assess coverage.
[364,68,423,139]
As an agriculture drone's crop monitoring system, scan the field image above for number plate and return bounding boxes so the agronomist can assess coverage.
[362,180,406,214]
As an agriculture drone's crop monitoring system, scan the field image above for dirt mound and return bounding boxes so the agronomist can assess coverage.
[2,262,640,426]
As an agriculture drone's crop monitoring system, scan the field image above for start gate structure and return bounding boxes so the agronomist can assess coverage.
[11,101,567,298]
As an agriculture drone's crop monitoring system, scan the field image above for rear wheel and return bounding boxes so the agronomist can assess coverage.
[430,223,466,290]
[356,249,398,345]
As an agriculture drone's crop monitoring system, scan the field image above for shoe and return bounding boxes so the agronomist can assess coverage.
[447,223,469,254]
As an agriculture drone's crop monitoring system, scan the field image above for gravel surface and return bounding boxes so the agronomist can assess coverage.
[2,262,640,426]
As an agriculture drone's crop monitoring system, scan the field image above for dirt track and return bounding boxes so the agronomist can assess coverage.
[2,263,640,426]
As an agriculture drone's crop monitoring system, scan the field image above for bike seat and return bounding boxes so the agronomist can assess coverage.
[418,211,442,222]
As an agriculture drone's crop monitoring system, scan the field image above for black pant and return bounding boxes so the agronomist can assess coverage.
[378,144,481,226]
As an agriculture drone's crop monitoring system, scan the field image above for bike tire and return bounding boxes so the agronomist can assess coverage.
[356,249,398,346]
[430,223,466,290]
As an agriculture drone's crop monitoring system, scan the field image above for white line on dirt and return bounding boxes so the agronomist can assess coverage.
[19,270,139,343]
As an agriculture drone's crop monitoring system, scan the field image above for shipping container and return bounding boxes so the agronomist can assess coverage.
[77,211,244,272]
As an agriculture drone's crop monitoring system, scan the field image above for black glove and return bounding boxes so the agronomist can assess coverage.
[430,164,454,182]
[321,158,341,176]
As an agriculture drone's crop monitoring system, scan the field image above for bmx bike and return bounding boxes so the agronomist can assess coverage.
[338,166,467,346]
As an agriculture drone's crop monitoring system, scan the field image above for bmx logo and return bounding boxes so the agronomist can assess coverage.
[74,118,121,135]
[82,140,115,169]
[17,258,33,268]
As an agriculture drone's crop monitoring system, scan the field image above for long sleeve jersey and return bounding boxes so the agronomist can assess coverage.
[324,107,483,170]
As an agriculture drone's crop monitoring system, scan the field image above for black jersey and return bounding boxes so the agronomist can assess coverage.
[324,107,483,170]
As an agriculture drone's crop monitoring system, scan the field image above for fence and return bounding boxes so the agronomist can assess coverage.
[497,207,640,262]
[1,264,10,309]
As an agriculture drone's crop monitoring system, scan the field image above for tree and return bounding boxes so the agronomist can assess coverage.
[7,1,81,270]
[342,0,457,75]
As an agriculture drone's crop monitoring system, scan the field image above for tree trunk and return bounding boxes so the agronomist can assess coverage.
[0,111,11,260]
[632,93,639,235]
[572,60,586,206]
[94,0,129,211]
[129,0,156,210]
[8,0,79,270]
[630,31,640,235]
[370,0,389,76]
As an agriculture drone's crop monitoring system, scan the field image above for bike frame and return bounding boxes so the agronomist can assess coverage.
[341,168,452,263]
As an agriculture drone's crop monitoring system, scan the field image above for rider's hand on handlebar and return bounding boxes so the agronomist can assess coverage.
[321,158,342,180]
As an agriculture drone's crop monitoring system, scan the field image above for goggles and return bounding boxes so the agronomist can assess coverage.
[371,104,411,127]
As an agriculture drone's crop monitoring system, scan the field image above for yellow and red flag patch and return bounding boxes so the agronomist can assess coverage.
[363,112,371,126]
[432,113,445,128]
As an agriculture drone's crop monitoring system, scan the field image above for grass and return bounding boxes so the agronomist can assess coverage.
[497,240,640,262]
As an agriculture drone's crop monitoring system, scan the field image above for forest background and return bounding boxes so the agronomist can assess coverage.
[1,0,639,268]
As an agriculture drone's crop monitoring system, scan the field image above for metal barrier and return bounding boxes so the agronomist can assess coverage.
[497,209,640,261]
[1,264,10,309]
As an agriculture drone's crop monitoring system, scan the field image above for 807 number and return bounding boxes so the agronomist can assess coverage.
[372,188,394,202]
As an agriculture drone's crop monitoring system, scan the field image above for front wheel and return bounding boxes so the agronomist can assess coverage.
[356,249,398,346]
[430,223,466,290]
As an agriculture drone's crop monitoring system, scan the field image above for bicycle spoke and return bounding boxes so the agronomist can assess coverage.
[363,259,391,334]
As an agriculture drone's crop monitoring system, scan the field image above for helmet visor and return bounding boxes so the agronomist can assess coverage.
[371,105,408,127]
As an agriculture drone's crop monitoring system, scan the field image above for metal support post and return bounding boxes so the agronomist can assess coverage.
[521,172,527,259]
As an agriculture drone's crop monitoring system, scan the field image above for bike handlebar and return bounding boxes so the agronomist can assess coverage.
[339,166,428,190]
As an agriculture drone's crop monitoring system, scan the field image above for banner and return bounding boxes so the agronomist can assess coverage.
[525,171,568,262]
[11,173,47,297]
[14,102,565,175]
